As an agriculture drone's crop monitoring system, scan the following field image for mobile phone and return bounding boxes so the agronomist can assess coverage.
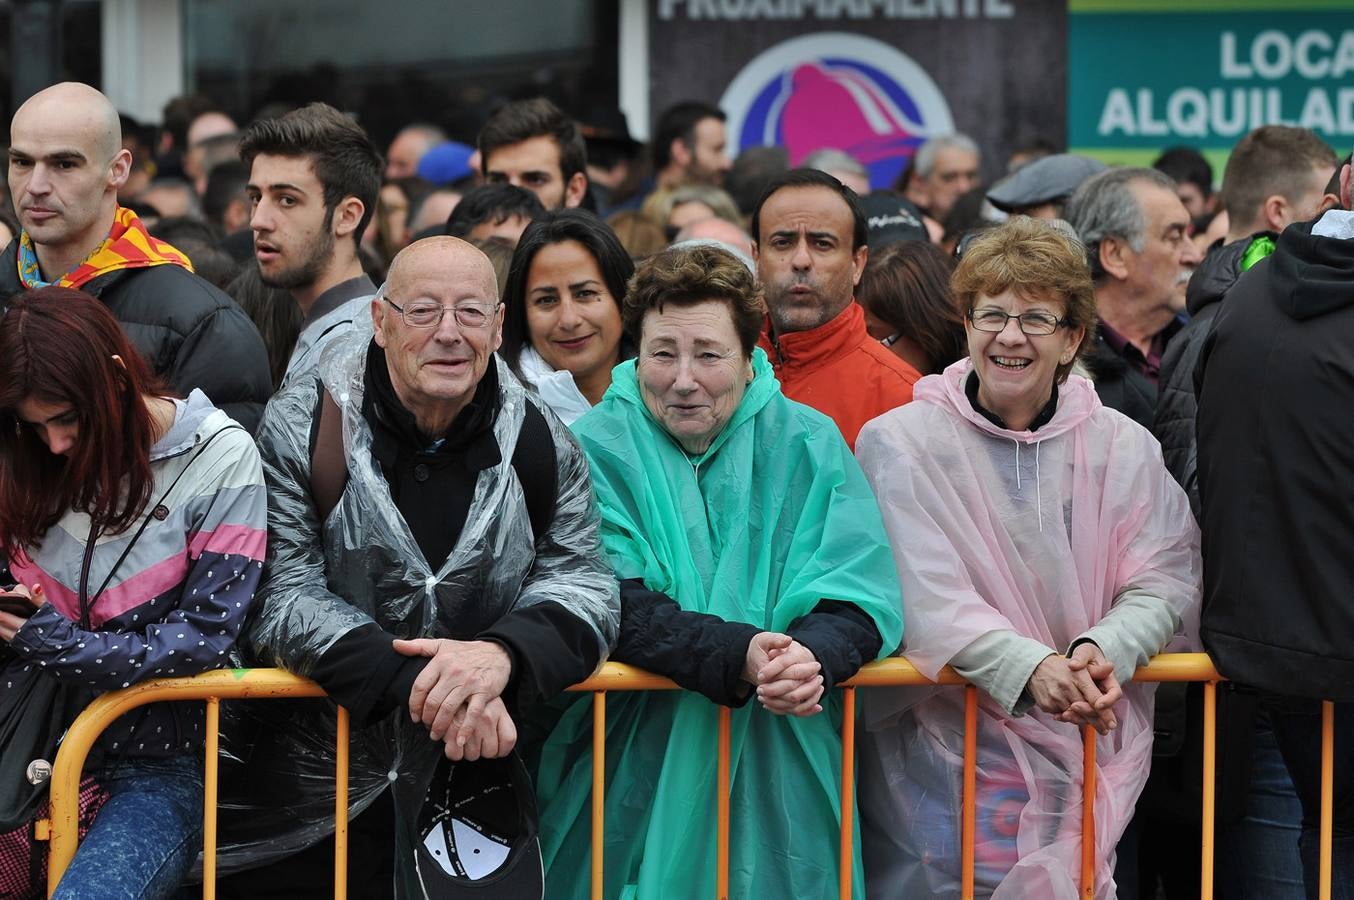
[0,592,35,618]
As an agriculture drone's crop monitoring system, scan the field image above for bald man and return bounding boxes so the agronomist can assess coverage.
[385,122,446,180]
[1,82,270,430]
[222,235,616,896]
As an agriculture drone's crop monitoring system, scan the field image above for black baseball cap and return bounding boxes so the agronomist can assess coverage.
[414,751,544,899]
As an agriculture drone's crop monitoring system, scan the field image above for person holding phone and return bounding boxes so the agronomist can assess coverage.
[0,286,266,899]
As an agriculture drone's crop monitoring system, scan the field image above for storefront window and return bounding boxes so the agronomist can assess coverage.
[183,0,618,146]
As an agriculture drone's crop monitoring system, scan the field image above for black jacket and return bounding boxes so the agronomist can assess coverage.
[1154,234,1275,517]
[1086,328,1158,430]
[0,241,272,432]
[1196,217,1354,700]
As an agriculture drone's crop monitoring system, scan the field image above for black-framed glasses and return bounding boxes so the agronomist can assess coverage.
[967,307,1065,336]
[383,295,500,329]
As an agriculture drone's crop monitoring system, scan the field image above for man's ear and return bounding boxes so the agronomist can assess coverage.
[371,296,389,347]
[850,243,869,288]
[563,171,588,209]
[670,137,692,171]
[108,148,133,191]
[333,196,365,239]
[1098,236,1131,282]
[1260,194,1290,233]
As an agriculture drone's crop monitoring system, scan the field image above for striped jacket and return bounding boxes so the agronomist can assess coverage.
[7,390,266,757]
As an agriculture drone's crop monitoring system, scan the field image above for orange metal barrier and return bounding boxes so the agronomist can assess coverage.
[42,654,1336,900]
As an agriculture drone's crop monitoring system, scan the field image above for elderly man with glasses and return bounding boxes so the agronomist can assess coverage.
[216,236,618,897]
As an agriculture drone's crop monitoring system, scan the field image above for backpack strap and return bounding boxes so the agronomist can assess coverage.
[309,386,557,542]
[309,386,348,523]
[511,399,557,542]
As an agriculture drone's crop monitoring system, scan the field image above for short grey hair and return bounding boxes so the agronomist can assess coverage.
[802,148,867,180]
[913,133,979,179]
[1064,167,1177,280]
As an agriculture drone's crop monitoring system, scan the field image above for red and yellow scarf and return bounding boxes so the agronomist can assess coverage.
[17,206,193,290]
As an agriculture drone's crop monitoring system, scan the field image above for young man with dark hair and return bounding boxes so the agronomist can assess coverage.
[478,98,587,210]
[651,100,731,189]
[240,101,383,386]
[1153,145,1216,225]
[446,183,545,246]
[750,168,919,448]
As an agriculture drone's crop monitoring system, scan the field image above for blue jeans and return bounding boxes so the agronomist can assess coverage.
[1264,697,1354,900]
[1216,712,1305,899]
[52,755,203,900]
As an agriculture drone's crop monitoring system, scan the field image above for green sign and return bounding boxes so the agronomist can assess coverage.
[1069,2,1354,167]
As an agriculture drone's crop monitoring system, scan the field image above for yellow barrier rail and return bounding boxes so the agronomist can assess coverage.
[42,653,1336,900]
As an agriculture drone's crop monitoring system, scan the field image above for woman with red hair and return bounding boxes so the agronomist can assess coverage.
[0,287,267,899]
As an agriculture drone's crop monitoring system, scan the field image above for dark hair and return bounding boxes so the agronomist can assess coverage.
[446,184,546,239]
[477,98,587,187]
[0,288,168,548]
[226,264,301,391]
[942,186,998,250]
[624,244,765,357]
[202,160,250,232]
[1153,146,1214,199]
[238,102,383,246]
[652,101,725,172]
[160,94,218,150]
[500,209,635,373]
[726,145,789,216]
[1218,127,1337,228]
[148,217,241,290]
[749,168,867,251]
[857,241,965,375]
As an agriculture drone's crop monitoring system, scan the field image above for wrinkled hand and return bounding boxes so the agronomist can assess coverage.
[1025,651,1117,735]
[441,696,517,762]
[0,584,42,643]
[743,632,824,717]
[1059,642,1123,731]
[393,639,512,748]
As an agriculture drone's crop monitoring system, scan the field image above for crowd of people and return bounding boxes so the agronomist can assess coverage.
[0,76,1350,900]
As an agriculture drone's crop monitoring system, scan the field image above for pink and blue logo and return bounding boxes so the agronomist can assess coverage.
[720,33,954,190]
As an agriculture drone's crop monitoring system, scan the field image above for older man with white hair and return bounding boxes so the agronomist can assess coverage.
[1065,167,1201,431]
[901,133,980,222]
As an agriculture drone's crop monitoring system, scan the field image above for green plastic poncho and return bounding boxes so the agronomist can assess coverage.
[535,348,904,899]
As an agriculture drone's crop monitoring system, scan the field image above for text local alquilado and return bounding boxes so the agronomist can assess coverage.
[1097,30,1354,139]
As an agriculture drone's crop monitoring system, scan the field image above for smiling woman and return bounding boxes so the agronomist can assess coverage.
[500,210,635,422]
[854,218,1201,898]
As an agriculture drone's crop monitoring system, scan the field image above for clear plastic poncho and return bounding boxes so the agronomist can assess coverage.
[534,349,904,899]
[211,330,620,888]
[854,359,1200,900]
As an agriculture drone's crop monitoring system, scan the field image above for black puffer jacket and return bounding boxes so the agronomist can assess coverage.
[0,240,272,432]
[1154,234,1275,517]
[1197,216,1354,699]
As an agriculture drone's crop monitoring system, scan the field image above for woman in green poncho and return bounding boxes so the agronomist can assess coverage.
[534,244,904,899]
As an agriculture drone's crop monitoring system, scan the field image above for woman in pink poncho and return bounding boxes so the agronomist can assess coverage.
[855,218,1200,899]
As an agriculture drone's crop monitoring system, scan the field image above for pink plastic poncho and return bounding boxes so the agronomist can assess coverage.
[854,359,1200,899]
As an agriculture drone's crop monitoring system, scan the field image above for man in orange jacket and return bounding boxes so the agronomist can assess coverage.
[751,168,920,448]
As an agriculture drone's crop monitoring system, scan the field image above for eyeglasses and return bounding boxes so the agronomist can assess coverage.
[967,307,1065,336]
[383,296,500,329]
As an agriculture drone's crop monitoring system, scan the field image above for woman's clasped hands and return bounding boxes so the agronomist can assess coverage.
[1026,642,1124,735]
[742,632,824,717]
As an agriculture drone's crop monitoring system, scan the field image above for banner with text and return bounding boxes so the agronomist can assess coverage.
[1068,2,1354,170]
[649,0,1067,189]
